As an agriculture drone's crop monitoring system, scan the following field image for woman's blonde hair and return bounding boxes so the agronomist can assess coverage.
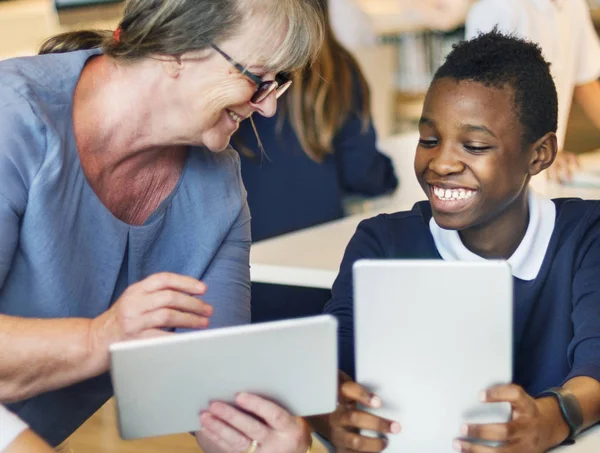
[285,0,371,162]
[40,0,323,74]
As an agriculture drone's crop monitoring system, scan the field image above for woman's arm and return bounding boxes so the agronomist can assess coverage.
[0,186,213,403]
[0,273,212,403]
[183,200,252,330]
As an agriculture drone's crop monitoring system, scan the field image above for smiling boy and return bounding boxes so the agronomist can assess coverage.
[320,30,600,453]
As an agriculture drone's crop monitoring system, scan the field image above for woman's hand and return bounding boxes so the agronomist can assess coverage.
[90,272,213,362]
[546,151,580,183]
[195,392,311,453]
[329,372,401,452]
[454,384,566,453]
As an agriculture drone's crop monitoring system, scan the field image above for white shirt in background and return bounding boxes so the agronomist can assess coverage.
[328,0,377,49]
[465,0,600,149]
[329,0,472,50]
[0,405,27,452]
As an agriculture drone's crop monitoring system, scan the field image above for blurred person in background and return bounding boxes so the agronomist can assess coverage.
[329,0,472,50]
[466,0,600,183]
[236,0,398,323]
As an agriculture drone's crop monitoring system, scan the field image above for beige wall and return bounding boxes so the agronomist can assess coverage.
[0,0,120,58]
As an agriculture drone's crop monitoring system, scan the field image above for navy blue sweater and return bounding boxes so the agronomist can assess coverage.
[236,98,398,242]
[324,199,600,396]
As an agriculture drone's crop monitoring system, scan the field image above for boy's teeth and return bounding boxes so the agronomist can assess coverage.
[433,185,475,201]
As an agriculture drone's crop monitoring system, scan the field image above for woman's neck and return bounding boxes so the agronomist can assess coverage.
[73,55,188,169]
[458,191,530,260]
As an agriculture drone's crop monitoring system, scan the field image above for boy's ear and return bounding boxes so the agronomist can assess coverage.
[528,132,558,176]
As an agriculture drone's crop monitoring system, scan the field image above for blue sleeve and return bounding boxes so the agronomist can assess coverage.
[323,217,388,378]
[200,199,252,329]
[334,117,398,197]
[333,76,398,197]
[565,220,600,384]
[0,89,45,288]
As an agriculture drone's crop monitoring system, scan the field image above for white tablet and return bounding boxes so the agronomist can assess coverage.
[354,260,513,452]
[110,315,338,440]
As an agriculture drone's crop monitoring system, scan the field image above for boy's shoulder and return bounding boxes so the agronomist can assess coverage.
[553,197,600,231]
[359,201,431,229]
[340,201,439,260]
[356,201,435,251]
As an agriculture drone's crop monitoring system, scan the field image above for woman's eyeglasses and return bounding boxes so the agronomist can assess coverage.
[211,44,292,104]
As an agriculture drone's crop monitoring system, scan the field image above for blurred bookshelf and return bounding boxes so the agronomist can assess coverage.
[380,27,465,134]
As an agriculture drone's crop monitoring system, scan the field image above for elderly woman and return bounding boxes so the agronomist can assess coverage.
[0,1,323,452]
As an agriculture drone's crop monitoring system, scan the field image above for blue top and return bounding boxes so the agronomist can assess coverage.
[236,85,398,242]
[0,50,251,445]
[324,198,600,396]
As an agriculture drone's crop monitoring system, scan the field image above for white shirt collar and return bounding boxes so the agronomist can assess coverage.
[429,190,556,281]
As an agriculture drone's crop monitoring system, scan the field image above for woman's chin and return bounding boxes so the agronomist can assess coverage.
[205,141,231,153]
[201,132,234,153]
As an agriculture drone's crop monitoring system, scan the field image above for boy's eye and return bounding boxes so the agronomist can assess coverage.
[419,139,438,148]
[464,145,492,153]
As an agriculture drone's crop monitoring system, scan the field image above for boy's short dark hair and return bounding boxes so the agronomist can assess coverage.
[433,28,558,146]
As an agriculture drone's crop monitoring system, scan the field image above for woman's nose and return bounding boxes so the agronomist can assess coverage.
[251,91,278,118]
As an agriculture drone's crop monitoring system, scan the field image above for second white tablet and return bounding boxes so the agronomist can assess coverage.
[110,315,338,440]
[354,260,513,452]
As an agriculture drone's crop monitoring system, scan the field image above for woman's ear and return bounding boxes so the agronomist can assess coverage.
[162,55,184,78]
[528,132,558,176]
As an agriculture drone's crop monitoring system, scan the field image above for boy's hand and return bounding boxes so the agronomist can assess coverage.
[329,372,401,452]
[453,384,568,453]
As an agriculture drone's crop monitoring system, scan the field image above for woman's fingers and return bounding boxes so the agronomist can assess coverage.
[146,290,214,317]
[200,412,252,453]
[140,308,210,331]
[140,272,207,295]
[208,401,270,444]
[235,392,296,431]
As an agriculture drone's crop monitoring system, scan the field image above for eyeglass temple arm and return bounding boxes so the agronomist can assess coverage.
[210,44,263,85]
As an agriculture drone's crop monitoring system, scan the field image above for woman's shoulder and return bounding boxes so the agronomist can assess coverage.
[0,52,98,206]
[0,50,100,107]
[0,76,50,209]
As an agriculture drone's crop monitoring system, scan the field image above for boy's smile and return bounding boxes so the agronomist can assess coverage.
[428,183,478,214]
